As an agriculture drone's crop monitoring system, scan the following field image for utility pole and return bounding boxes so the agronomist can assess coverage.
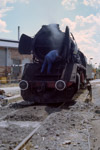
[18,26,20,41]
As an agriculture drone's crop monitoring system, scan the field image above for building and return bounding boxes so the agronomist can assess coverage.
[0,38,32,82]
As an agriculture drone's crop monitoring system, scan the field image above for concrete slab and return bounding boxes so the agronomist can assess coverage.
[90,79,100,106]
[0,87,20,95]
[0,86,21,106]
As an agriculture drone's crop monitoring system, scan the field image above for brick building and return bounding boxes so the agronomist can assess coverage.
[0,39,32,82]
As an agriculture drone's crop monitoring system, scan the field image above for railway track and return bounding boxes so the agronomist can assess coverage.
[14,102,67,150]
[0,88,88,150]
[0,98,70,150]
[15,91,86,150]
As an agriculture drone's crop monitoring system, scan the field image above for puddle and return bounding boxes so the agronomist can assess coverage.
[0,120,41,128]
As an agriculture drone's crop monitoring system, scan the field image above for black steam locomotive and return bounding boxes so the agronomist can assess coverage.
[19,24,87,103]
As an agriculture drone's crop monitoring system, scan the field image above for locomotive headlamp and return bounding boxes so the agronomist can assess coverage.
[19,80,28,90]
[55,80,66,91]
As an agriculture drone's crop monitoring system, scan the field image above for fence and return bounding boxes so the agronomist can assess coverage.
[0,77,21,84]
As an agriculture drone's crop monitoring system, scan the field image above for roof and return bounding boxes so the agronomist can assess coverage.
[0,39,19,48]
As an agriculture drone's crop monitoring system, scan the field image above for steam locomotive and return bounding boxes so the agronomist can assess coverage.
[19,24,87,103]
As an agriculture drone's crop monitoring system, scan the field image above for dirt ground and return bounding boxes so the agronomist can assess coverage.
[0,101,68,150]
[18,87,99,150]
[28,99,100,150]
[0,104,49,150]
[0,81,100,150]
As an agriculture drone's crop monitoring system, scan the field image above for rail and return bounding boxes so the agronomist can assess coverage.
[14,102,66,150]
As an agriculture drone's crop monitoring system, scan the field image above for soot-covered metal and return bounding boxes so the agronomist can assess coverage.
[18,24,87,103]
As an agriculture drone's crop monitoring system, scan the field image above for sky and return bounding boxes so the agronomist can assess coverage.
[0,0,100,66]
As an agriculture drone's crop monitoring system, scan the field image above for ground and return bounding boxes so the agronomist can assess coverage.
[28,92,100,150]
[0,80,100,150]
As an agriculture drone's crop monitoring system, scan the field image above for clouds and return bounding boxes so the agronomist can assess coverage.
[0,7,13,18]
[0,19,9,33]
[61,0,100,64]
[0,0,30,33]
[0,0,15,8]
[0,0,30,16]
[0,1,14,33]
[0,0,14,18]
[61,0,78,10]
[19,0,30,4]
[61,0,100,9]
[0,0,29,8]
[61,14,100,63]
[61,18,76,31]
[83,0,100,8]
